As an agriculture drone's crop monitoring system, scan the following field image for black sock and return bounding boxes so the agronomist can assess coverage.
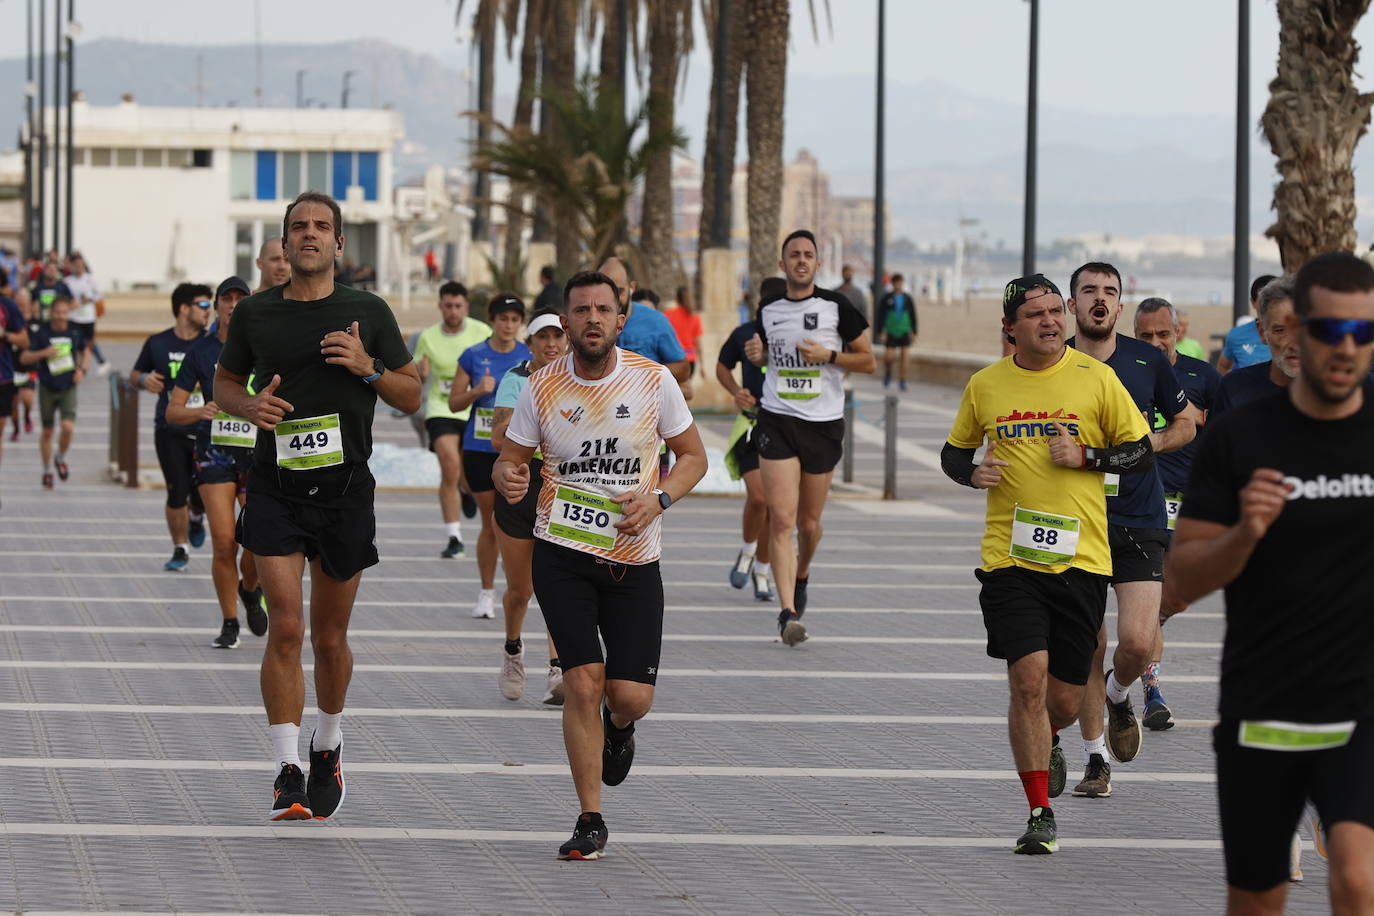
[550,657,560,668]
[224,616,239,627]
[579,811,604,824]
[504,638,522,656]
[603,704,634,735]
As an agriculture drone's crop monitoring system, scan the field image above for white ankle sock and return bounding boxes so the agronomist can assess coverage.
[445,521,462,539]
[313,710,342,752]
[175,542,189,553]
[1083,735,1107,764]
[755,561,771,577]
[740,540,756,556]
[269,722,302,770]
[1105,671,1131,705]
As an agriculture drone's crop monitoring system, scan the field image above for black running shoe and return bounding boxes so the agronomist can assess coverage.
[601,704,635,787]
[1015,806,1058,855]
[41,471,53,490]
[440,535,465,558]
[239,583,269,637]
[188,516,206,549]
[164,546,189,572]
[794,576,809,615]
[558,813,609,860]
[306,732,346,820]
[268,764,312,821]
[460,488,477,519]
[1049,734,1066,799]
[778,607,808,646]
[211,618,240,649]
[54,455,69,481]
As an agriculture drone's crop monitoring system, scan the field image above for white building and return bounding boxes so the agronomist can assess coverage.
[29,96,404,291]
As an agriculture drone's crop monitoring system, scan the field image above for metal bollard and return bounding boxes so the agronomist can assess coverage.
[117,376,140,488]
[107,373,122,476]
[883,394,897,500]
[842,389,855,484]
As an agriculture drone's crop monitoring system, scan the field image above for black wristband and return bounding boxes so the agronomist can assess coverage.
[828,349,838,364]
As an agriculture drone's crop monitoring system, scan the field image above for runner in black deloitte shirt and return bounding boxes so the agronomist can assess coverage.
[1065,262,1192,790]
[214,192,421,823]
[1167,252,1374,907]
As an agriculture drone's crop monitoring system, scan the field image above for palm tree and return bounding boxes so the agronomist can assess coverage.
[640,0,693,289]
[1262,0,1374,268]
[500,0,548,277]
[457,1,519,246]
[472,74,683,269]
[745,0,790,294]
[696,0,749,271]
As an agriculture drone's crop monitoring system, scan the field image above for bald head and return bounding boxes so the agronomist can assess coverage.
[597,256,634,312]
[256,237,290,290]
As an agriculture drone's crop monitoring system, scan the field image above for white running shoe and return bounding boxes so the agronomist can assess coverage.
[471,590,496,619]
[499,645,526,700]
[542,665,565,705]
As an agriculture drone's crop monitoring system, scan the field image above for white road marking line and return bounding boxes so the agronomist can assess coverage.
[0,571,979,588]
[0,822,1226,849]
[0,757,1219,782]
[0,623,1228,648]
[0,702,1222,727]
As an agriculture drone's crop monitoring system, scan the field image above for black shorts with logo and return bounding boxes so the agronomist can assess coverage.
[974,564,1109,685]
[424,417,466,453]
[1215,717,1374,891]
[531,538,664,685]
[754,408,844,475]
[1107,525,1169,584]
[462,450,498,494]
[730,422,760,475]
[195,443,254,491]
[237,465,378,582]
[495,458,543,539]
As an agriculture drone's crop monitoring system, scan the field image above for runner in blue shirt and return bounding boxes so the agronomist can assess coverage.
[449,294,531,620]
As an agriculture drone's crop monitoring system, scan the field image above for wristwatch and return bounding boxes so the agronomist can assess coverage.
[361,357,385,384]
[653,488,672,511]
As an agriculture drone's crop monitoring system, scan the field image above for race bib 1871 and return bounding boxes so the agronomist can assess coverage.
[777,367,821,400]
[274,414,344,470]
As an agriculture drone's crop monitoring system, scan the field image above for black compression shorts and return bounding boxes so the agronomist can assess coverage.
[155,427,201,510]
[462,450,497,494]
[494,458,542,540]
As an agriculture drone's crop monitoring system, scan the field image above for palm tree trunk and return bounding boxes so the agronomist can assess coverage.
[546,0,580,278]
[502,0,545,277]
[697,0,748,272]
[641,0,685,289]
[745,0,789,294]
[473,0,497,245]
[1262,0,1374,269]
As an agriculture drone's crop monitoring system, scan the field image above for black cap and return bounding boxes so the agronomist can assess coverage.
[216,276,251,299]
[488,293,526,320]
[1002,274,1062,321]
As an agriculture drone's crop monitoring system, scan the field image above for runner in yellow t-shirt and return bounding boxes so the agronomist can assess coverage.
[412,281,491,557]
[495,270,707,861]
[941,274,1151,856]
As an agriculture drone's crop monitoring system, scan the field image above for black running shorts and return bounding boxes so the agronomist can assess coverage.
[531,538,664,684]
[424,417,466,453]
[0,381,14,418]
[730,423,760,475]
[1215,718,1374,891]
[195,443,253,491]
[1107,525,1168,584]
[236,483,378,582]
[494,457,542,540]
[754,408,844,475]
[974,564,1109,685]
[154,427,200,510]
[462,450,498,494]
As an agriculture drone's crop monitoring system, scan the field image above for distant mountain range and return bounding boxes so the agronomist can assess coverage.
[4,39,1371,248]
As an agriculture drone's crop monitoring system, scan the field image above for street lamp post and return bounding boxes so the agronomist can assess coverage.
[342,70,356,109]
[64,0,75,255]
[1022,0,1039,276]
[872,0,886,316]
[1234,0,1250,321]
[52,0,62,254]
[36,0,46,255]
[296,70,306,108]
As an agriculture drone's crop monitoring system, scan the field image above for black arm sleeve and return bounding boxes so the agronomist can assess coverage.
[1083,435,1154,474]
[940,442,979,488]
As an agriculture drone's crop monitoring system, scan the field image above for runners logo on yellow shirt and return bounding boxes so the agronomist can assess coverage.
[995,407,1081,440]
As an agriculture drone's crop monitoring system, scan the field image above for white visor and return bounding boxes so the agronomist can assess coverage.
[526,313,565,337]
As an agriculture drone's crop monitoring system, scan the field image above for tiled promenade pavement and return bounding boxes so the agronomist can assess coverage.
[0,344,1330,914]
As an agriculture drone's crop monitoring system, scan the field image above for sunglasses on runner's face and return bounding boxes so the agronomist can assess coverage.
[1302,317,1374,346]
[193,299,212,310]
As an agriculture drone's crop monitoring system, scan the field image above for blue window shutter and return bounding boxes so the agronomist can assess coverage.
[255,151,277,200]
[332,151,353,200]
[357,152,379,201]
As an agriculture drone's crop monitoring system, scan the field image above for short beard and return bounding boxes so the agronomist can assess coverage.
[1078,320,1113,342]
[571,334,615,369]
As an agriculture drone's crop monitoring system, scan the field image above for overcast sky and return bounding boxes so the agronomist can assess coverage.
[0,0,1339,118]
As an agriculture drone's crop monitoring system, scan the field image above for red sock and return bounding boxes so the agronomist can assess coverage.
[1051,727,1059,738]
[1018,770,1050,810]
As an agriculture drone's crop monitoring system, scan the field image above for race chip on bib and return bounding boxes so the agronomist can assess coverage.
[1164,491,1182,531]
[777,367,821,400]
[47,341,75,375]
[211,413,256,449]
[1238,720,1356,752]
[548,484,623,550]
[474,406,495,440]
[1102,472,1120,497]
[1009,505,1080,566]
[274,413,344,470]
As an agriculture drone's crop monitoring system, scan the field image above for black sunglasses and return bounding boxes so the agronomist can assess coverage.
[1303,317,1374,346]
